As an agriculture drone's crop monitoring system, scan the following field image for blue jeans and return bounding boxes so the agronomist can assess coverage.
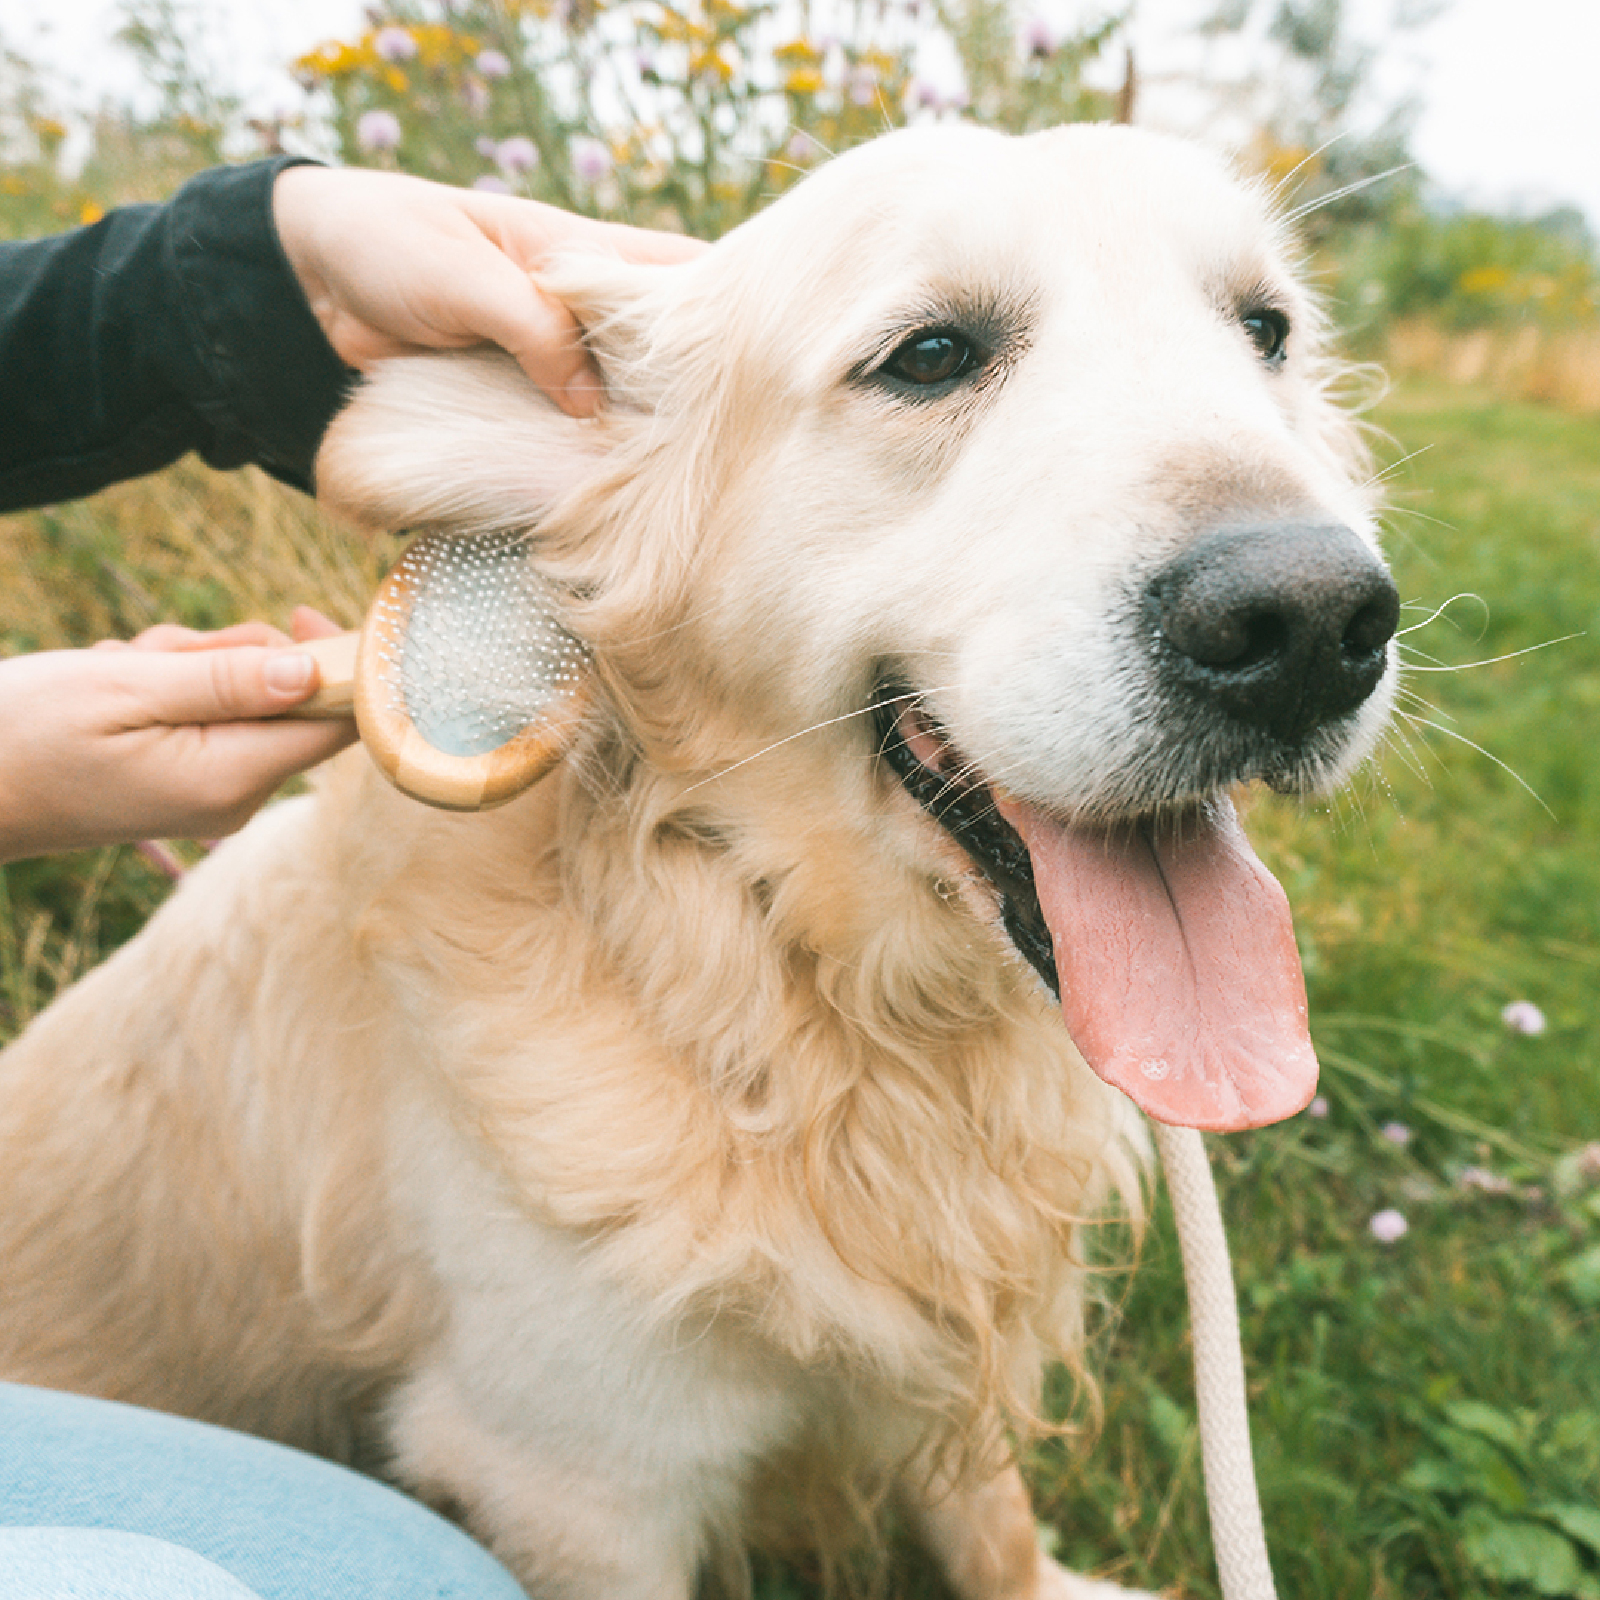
[0,1382,527,1598]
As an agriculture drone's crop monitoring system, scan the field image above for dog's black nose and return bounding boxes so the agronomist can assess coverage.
[1148,523,1400,740]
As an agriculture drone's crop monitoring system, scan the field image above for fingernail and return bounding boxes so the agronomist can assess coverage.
[561,368,603,416]
[265,651,316,695]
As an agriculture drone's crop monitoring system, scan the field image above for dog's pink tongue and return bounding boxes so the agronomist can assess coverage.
[995,795,1317,1131]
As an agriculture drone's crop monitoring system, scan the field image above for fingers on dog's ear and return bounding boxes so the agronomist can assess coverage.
[315,350,613,535]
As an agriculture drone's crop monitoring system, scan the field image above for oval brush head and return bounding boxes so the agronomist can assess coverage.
[290,530,592,812]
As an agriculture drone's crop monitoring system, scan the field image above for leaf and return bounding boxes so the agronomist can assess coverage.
[1430,1426,1530,1512]
[1447,1400,1531,1459]
[1402,1458,1469,1496]
[1461,1512,1583,1595]
[1540,1503,1600,1557]
[1560,1246,1600,1306]
[1143,1382,1193,1459]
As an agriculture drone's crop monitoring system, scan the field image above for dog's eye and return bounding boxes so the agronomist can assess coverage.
[881,328,982,388]
[1241,308,1289,365]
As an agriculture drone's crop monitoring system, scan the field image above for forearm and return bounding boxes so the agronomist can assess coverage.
[0,159,353,513]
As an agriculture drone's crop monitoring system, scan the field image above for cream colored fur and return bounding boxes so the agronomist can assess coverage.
[0,123,1386,1598]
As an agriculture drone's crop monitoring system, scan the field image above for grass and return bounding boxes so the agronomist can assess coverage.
[1,380,1597,1597]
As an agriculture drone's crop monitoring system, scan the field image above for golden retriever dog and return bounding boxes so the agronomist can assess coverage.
[0,122,1398,1598]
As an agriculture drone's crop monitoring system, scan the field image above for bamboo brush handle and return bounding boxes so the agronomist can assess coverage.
[279,631,359,719]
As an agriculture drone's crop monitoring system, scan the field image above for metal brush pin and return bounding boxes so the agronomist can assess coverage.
[290,530,592,811]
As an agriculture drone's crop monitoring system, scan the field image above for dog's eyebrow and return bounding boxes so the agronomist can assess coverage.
[845,284,1040,381]
[1215,267,1297,319]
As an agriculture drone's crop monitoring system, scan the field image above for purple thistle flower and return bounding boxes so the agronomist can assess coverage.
[373,26,418,63]
[476,48,512,79]
[1369,1209,1408,1244]
[1023,16,1054,58]
[905,76,942,113]
[496,135,540,174]
[475,135,499,159]
[1306,1095,1330,1118]
[473,174,512,193]
[1380,1121,1412,1147]
[570,136,613,183]
[1501,1000,1547,1035]
[356,109,402,152]
[846,64,880,107]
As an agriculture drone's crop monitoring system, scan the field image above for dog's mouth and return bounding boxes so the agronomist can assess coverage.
[873,684,1319,1131]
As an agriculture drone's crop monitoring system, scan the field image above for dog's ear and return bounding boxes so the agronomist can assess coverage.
[313,255,678,536]
[313,349,613,535]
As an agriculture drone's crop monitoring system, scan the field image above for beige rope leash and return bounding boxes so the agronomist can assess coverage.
[1152,1122,1279,1600]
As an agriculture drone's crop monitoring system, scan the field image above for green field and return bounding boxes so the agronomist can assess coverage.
[2,382,1598,1597]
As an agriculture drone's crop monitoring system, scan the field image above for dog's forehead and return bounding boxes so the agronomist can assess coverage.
[707,123,1289,361]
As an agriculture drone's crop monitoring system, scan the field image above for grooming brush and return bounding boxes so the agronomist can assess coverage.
[288,529,592,812]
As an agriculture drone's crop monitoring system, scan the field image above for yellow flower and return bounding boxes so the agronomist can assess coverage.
[1457,265,1511,296]
[783,67,824,95]
[385,66,410,92]
[690,45,735,81]
[79,200,105,226]
[773,37,823,65]
[293,39,367,79]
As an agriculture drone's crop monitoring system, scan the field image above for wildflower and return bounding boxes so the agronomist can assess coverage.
[905,77,942,112]
[1380,1121,1412,1147]
[473,174,512,193]
[356,109,402,152]
[571,137,613,183]
[1022,16,1054,58]
[1306,1095,1330,1118]
[1501,1000,1546,1035]
[476,48,512,79]
[1457,1165,1514,1195]
[847,64,880,107]
[475,135,499,159]
[496,136,540,174]
[1369,1209,1408,1244]
[784,131,823,165]
[374,26,418,63]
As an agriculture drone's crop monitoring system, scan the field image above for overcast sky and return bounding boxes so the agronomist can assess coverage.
[13,0,1600,228]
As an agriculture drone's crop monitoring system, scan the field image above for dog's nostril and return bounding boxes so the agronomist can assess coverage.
[1343,594,1400,658]
[1151,521,1399,739]
[1176,605,1288,671]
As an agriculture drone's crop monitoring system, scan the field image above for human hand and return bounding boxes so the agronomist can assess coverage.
[0,610,357,863]
[272,164,705,418]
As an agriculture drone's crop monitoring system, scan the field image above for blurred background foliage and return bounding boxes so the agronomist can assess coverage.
[2,1,1598,1596]
[4,0,1595,401]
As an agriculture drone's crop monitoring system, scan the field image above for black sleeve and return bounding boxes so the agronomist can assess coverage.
[0,157,356,513]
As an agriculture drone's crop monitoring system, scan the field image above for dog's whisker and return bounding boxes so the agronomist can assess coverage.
[1399,634,1582,672]
[1284,162,1414,223]
[1395,592,1489,637]
[1358,442,1434,493]
[673,685,959,800]
[1268,130,1355,205]
[1399,713,1554,816]
[1381,503,1459,535]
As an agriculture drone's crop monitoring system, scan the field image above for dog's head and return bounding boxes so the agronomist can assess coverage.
[318,121,1397,1134]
